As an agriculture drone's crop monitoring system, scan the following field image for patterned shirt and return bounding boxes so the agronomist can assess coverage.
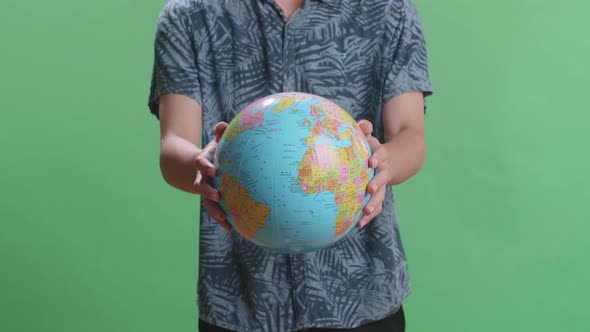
[148,0,432,331]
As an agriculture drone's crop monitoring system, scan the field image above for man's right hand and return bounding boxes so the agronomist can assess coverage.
[193,122,232,233]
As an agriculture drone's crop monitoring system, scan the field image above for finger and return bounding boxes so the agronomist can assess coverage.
[214,122,229,142]
[357,185,386,228]
[200,140,218,162]
[357,120,373,137]
[363,184,386,216]
[204,200,232,233]
[195,141,218,177]
[203,198,230,227]
[195,155,217,177]
[194,172,220,202]
[218,219,233,233]
[366,162,391,195]
[366,137,383,168]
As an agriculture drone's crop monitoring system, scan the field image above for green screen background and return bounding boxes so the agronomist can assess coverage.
[1,0,589,331]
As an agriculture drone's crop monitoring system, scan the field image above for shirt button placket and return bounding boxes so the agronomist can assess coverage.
[282,9,304,328]
[282,17,297,91]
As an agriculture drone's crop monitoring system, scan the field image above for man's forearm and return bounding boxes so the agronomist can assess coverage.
[383,127,426,185]
[159,135,201,194]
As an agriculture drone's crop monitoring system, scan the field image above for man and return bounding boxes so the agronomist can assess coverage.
[148,0,433,331]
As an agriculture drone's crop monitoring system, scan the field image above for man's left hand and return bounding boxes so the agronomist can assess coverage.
[357,119,394,228]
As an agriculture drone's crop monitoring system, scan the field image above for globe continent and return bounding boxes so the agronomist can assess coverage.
[214,92,373,253]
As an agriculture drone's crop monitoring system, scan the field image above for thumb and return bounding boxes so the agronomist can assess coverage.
[214,122,229,142]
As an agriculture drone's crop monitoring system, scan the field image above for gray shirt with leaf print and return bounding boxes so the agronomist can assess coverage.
[148,0,432,331]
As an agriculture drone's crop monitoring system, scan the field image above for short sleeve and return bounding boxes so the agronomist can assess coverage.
[382,0,433,105]
[148,2,202,118]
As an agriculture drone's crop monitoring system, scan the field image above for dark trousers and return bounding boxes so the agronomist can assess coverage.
[199,306,405,332]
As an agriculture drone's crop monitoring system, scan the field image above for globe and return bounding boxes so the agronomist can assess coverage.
[213,92,374,253]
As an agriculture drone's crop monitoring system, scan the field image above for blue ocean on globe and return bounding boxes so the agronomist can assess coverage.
[214,92,373,253]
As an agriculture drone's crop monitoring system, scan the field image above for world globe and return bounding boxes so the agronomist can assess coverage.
[213,92,374,253]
